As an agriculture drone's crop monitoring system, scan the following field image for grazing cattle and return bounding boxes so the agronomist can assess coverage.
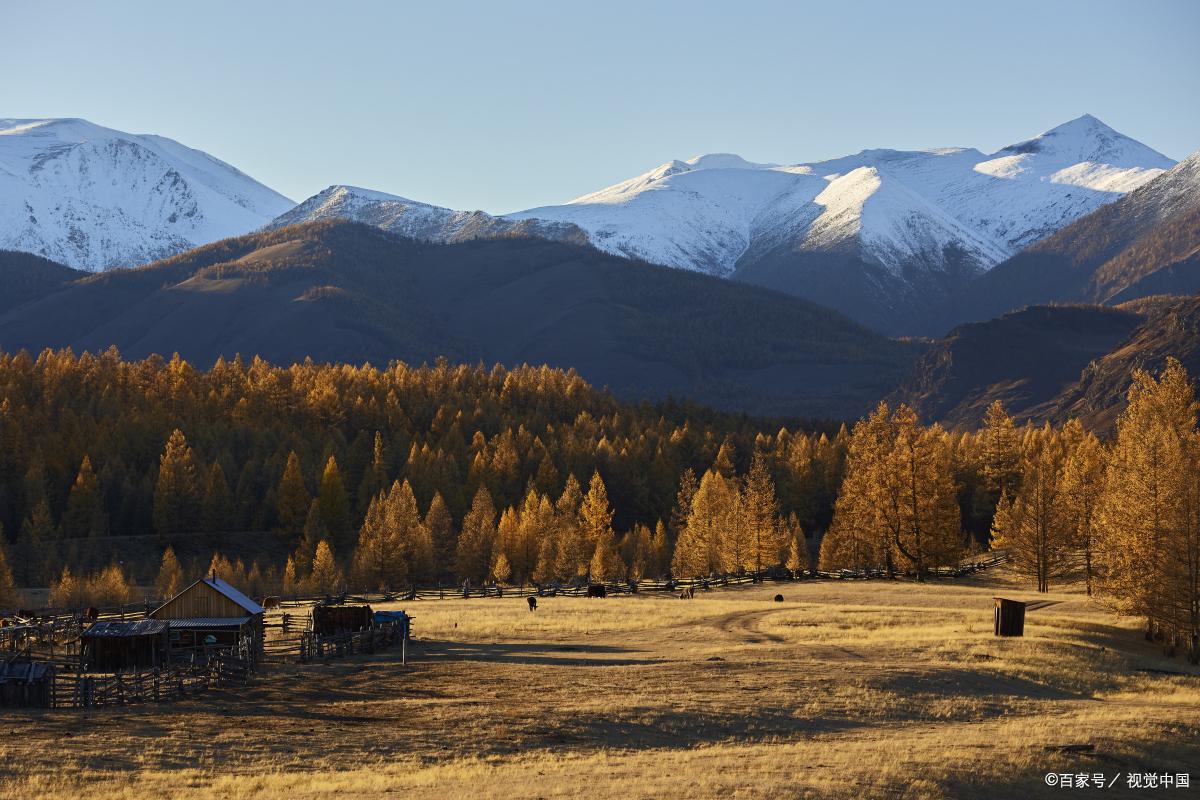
[528,596,538,612]
[774,594,784,602]
[679,587,695,600]
[262,596,282,611]
[586,584,607,598]
[84,606,99,621]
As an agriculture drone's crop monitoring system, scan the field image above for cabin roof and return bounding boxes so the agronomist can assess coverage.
[202,576,264,614]
[151,575,264,617]
[82,619,169,638]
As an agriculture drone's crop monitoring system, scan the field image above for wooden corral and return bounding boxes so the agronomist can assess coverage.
[0,658,55,708]
[311,604,373,637]
[81,619,170,672]
[152,575,265,664]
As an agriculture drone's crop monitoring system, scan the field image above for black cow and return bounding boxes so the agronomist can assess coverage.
[774,594,785,602]
[528,596,538,612]
[586,584,607,598]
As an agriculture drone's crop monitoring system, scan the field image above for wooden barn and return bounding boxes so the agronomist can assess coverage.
[151,575,265,664]
[81,619,170,672]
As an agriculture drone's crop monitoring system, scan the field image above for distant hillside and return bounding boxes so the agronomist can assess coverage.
[925,152,1200,335]
[892,297,1200,429]
[0,221,915,419]
[1048,295,1200,430]
[0,249,83,313]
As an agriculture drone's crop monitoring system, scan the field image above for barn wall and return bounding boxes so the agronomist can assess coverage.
[152,582,247,619]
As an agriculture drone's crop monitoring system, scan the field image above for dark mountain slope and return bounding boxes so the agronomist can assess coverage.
[1048,295,1200,430]
[891,296,1200,430]
[923,152,1200,336]
[733,245,980,335]
[0,249,84,313]
[0,221,915,418]
[889,305,1144,428]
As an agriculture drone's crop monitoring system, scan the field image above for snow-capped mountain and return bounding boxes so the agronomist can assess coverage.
[503,114,1174,330]
[936,147,1200,333]
[0,118,294,271]
[268,185,585,246]
[272,115,1172,331]
[510,114,1173,280]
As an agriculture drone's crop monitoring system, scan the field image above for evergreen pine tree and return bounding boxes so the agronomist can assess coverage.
[491,551,512,584]
[308,540,344,594]
[742,451,783,574]
[201,462,234,533]
[154,546,184,600]
[1059,420,1106,596]
[424,492,454,579]
[276,451,310,539]
[63,455,106,538]
[455,486,496,583]
[318,455,352,553]
[153,429,201,537]
[990,426,1071,592]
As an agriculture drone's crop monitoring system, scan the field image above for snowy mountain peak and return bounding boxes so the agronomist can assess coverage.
[269,184,587,248]
[995,113,1173,170]
[566,153,774,205]
[0,117,293,270]
[269,184,458,236]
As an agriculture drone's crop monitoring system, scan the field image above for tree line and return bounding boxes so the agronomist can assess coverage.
[0,348,1194,661]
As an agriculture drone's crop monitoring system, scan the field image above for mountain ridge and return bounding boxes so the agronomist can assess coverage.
[0,220,916,419]
[279,115,1173,332]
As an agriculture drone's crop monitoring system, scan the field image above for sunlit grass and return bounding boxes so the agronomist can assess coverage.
[3,568,1197,800]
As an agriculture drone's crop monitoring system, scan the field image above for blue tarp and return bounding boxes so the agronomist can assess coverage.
[373,610,411,639]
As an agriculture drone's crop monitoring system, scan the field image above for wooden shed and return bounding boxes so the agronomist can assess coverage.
[81,619,170,672]
[994,597,1026,637]
[0,658,55,708]
[151,575,265,664]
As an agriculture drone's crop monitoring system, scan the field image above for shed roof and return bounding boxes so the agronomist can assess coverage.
[0,661,54,680]
[165,617,251,629]
[82,619,169,638]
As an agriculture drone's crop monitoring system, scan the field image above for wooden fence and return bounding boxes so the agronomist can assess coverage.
[269,553,1009,608]
[49,653,252,709]
[296,620,408,664]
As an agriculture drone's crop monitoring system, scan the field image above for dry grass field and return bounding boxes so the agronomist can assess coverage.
[2,568,1197,799]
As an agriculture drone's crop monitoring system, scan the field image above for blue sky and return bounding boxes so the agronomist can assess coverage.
[5,0,1198,213]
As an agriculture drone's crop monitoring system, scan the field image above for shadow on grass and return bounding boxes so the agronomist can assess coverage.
[413,638,652,667]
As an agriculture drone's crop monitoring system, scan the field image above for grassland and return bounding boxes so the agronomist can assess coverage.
[2,568,1197,799]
